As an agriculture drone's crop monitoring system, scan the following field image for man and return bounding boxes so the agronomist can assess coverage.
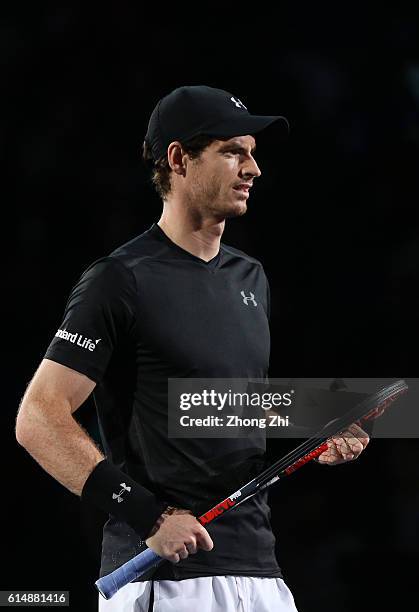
[16,85,369,611]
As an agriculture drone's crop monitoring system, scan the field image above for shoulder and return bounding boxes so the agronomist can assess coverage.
[69,256,137,307]
[79,256,134,285]
[108,225,169,271]
[220,241,265,270]
[79,225,162,285]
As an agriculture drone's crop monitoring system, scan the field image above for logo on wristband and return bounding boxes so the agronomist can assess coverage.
[112,483,131,503]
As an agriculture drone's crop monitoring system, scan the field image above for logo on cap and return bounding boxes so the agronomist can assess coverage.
[230,96,247,110]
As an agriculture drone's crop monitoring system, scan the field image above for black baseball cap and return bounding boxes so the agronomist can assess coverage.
[144,85,290,161]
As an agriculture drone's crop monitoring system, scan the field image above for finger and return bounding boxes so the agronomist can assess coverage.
[185,537,197,555]
[341,427,366,449]
[340,433,362,457]
[196,529,214,551]
[331,435,355,460]
[168,552,180,564]
[347,422,370,442]
[342,426,370,454]
[318,442,346,464]
[178,546,189,560]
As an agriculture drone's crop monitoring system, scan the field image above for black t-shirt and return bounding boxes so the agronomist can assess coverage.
[44,223,282,580]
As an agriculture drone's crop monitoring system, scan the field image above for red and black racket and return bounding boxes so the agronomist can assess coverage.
[96,379,407,599]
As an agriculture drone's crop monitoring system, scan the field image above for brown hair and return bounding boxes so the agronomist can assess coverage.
[142,134,223,199]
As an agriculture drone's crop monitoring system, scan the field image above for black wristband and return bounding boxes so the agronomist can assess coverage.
[81,460,167,540]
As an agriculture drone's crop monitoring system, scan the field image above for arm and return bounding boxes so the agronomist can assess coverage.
[21,257,213,560]
[16,358,213,561]
[15,358,101,494]
[15,355,166,536]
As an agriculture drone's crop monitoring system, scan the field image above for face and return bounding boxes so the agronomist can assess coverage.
[184,135,261,220]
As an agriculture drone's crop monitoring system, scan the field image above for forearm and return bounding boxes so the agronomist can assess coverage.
[16,399,103,495]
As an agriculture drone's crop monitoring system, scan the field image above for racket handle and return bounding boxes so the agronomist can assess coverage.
[95,547,163,600]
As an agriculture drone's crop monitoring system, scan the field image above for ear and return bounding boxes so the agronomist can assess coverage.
[167,142,187,176]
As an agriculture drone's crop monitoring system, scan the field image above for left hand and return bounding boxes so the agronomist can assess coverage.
[316,422,370,465]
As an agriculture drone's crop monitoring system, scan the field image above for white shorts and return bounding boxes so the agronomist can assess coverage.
[98,575,298,612]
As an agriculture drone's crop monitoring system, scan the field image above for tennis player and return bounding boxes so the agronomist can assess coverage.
[16,86,369,611]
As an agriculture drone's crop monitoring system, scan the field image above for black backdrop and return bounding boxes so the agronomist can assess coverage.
[5,7,419,611]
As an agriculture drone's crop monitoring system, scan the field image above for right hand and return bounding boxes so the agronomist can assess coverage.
[145,507,214,563]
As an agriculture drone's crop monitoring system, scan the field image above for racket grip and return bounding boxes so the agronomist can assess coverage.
[95,547,163,600]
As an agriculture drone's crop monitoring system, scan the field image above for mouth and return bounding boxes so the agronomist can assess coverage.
[233,184,251,198]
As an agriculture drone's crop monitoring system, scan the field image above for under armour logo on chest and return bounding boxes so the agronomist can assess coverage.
[231,96,247,110]
[241,291,257,307]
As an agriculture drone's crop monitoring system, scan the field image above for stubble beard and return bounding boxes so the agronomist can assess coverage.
[190,180,247,221]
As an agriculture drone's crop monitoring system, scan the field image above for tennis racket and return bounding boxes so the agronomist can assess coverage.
[96,379,407,599]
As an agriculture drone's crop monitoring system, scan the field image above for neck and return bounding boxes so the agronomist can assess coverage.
[157,201,224,262]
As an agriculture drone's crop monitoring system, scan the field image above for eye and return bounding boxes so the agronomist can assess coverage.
[223,149,240,157]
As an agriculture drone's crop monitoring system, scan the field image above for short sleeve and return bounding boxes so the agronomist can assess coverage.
[44,257,137,383]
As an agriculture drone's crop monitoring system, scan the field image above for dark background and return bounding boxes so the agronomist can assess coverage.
[4,6,419,611]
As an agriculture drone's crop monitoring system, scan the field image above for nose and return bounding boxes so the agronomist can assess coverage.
[240,155,261,180]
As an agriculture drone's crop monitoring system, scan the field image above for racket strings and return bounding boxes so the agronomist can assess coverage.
[253,386,407,488]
